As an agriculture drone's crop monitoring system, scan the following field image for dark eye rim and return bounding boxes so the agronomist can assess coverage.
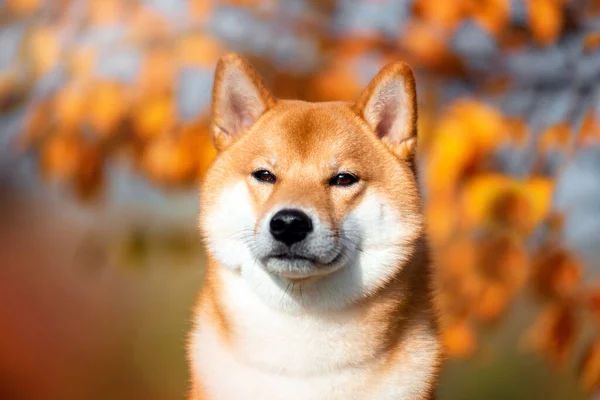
[329,173,360,187]
[252,169,277,183]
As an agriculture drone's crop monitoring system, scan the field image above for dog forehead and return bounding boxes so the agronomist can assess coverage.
[254,101,368,153]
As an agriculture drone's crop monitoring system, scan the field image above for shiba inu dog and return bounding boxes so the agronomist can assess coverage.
[188,53,441,400]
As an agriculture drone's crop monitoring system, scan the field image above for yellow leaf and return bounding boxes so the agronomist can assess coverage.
[459,173,511,228]
[523,177,555,225]
[460,175,553,232]
[425,118,474,196]
[452,100,505,153]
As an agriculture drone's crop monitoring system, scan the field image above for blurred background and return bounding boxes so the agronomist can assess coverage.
[0,0,599,399]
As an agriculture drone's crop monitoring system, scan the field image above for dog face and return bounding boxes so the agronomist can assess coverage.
[199,54,423,312]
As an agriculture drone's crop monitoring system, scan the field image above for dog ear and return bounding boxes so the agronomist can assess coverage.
[210,53,276,151]
[354,62,418,161]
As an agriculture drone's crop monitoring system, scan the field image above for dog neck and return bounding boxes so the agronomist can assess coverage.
[193,242,439,377]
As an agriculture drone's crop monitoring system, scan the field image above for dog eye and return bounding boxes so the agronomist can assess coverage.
[252,169,277,183]
[329,173,359,187]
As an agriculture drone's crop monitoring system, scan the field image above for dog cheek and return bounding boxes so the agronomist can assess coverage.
[201,181,258,269]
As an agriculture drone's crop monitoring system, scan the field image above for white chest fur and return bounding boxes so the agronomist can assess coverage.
[188,269,439,400]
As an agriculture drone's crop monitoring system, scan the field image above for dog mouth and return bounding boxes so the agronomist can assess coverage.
[263,250,345,280]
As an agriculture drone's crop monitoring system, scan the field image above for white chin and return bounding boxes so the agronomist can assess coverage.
[263,257,343,280]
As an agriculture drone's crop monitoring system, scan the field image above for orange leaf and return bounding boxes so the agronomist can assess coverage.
[442,320,477,358]
[73,144,105,201]
[87,81,128,137]
[132,95,175,140]
[310,61,362,102]
[578,112,600,148]
[545,213,565,237]
[413,0,465,32]
[0,73,29,113]
[583,32,600,53]
[524,303,577,366]
[129,5,172,44]
[452,100,506,153]
[579,340,600,392]
[476,232,528,290]
[27,26,60,77]
[6,0,43,17]
[425,199,457,244]
[41,133,83,180]
[503,117,529,146]
[523,177,554,226]
[180,121,216,177]
[190,0,213,23]
[400,21,449,67]
[488,189,533,234]
[440,237,476,275]
[425,118,474,196]
[471,0,510,36]
[20,100,52,150]
[54,85,87,131]
[136,48,175,95]
[88,0,122,26]
[460,175,553,233]
[176,35,224,67]
[530,247,582,301]
[476,282,511,323]
[526,0,563,46]
[68,47,97,80]
[459,173,511,228]
[538,122,571,152]
[142,135,198,185]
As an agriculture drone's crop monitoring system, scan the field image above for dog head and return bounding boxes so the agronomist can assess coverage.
[199,53,423,312]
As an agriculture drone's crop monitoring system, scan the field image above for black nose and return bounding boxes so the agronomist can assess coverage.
[269,209,313,246]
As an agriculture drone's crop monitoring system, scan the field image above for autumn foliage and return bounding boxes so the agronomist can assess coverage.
[2,0,600,393]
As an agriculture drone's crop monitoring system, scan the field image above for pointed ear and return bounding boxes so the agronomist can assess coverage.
[354,62,418,161]
[210,53,276,151]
